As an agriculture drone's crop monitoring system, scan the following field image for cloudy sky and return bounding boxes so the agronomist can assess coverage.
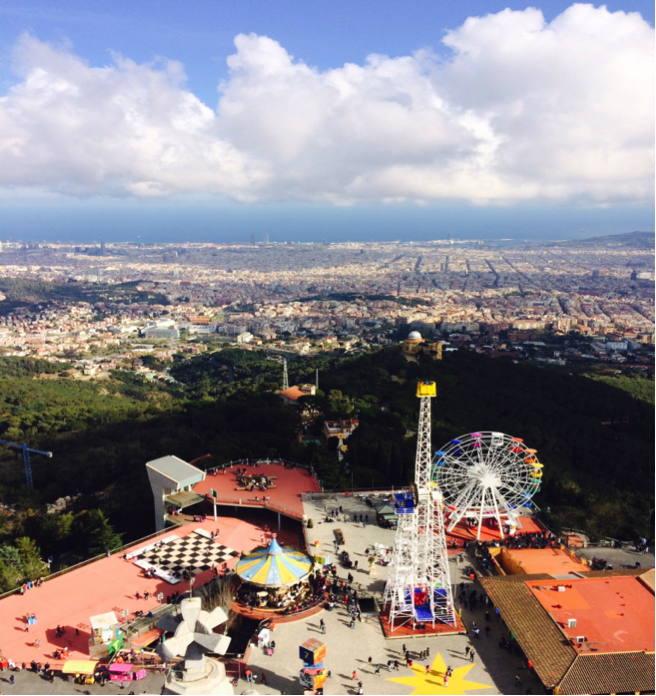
[0,1,653,242]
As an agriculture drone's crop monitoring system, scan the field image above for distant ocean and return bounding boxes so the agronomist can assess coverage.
[1,200,653,245]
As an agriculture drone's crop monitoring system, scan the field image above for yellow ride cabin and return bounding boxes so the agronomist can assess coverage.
[416,381,437,398]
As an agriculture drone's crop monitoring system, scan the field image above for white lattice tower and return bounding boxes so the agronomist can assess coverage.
[414,388,433,492]
[381,509,416,628]
[383,381,457,631]
[430,489,457,625]
[282,359,289,391]
[414,385,437,623]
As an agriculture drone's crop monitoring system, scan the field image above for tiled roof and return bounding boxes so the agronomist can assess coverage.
[558,651,655,695]
[481,567,656,694]
[480,574,576,689]
[638,568,655,592]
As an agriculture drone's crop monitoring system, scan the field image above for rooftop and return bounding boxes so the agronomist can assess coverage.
[0,513,298,666]
[529,574,655,654]
[145,455,205,485]
[480,568,655,693]
[278,386,307,401]
[193,461,322,519]
[501,547,587,575]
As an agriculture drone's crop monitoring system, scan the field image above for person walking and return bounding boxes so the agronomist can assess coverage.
[469,649,475,663]
[352,670,358,680]
[375,664,381,675]
[393,660,399,671]
[465,646,471,658]
[320,618,326,634]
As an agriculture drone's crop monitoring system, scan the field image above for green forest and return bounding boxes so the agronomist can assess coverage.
[0,277,168,314]
[0,347,653,592]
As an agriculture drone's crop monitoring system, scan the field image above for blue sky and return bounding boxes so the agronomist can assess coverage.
[0,1,653,242]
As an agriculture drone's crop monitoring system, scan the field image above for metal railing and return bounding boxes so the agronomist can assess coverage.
[206,458,315,475]
[0,527,177,602]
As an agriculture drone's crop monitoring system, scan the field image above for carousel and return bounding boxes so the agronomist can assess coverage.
[235,536,320,615]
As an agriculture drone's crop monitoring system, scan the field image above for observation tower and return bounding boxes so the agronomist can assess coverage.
[382,381,457,632]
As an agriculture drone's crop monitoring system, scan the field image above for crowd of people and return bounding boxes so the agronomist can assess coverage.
[238,578,322,614]
[234,466,274,494]
[17,576,46,595]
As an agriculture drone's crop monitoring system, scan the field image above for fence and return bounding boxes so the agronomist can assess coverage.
[208,495,302,521]
[0,527,178,602]
[122,602,178,640]
[206,458,314,475]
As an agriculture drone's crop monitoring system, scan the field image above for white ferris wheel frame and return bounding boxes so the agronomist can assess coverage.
[433,431,541,540]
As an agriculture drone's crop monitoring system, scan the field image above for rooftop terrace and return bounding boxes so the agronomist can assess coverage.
[194,461,322,520]
[529,574,655,654]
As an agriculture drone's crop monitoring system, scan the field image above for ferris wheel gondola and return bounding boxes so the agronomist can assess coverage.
[433,431,543,540]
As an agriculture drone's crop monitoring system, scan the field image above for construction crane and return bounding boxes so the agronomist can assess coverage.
[0,440,53,488]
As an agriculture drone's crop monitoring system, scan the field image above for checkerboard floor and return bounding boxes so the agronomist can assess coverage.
[140,533,239,576]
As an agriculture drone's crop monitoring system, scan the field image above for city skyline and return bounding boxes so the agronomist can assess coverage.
[0,1,653,242]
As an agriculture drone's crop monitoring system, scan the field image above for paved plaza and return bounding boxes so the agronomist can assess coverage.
[2,489,646,694]
[242,492,545,695]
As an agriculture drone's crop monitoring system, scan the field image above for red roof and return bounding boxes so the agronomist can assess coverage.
[481,568,655,693]
[279,386,306,401]
[529,575,655,654]
[0,514,299,665]
[194,461,321,519]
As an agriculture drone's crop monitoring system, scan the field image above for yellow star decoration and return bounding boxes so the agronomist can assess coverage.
[387,652,492,695]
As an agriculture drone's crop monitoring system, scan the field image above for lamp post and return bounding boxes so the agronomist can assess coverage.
[189,576,196,599]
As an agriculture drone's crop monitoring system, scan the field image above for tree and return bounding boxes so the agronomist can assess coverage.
[72,510,123,555]
[327,390,354,416]
[0,545,23,591]
[15,536,48,580]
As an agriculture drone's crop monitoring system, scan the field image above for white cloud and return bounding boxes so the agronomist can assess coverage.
[0,4,653,204]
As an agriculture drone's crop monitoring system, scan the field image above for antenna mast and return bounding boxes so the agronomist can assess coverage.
[282,359,289,391]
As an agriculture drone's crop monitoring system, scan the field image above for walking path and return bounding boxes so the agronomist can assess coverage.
[240,493,545,695]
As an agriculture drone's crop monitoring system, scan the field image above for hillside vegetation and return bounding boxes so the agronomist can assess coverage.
[0,347,652,587]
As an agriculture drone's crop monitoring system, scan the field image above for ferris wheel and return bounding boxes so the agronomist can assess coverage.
[433,431,543,540]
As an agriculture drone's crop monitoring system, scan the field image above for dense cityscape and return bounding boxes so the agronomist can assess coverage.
[0,235,653,378]
[0,0,653,691]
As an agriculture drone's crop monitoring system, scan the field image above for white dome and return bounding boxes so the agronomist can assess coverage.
[407,331,422,340]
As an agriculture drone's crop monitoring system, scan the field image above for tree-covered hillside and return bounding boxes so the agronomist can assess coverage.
[0,346,652,586]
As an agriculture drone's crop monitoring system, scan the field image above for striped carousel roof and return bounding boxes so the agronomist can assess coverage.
[235,538,313,587]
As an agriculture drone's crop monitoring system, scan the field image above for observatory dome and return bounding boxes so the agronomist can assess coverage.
[407,331,422,340]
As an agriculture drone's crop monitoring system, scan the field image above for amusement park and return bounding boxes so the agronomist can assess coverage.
[0,374,652,696]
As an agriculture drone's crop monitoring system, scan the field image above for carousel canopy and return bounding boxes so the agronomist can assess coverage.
[236,538,313,587]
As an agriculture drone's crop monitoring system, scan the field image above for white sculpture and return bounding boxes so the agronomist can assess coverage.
[157,597,234,695]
